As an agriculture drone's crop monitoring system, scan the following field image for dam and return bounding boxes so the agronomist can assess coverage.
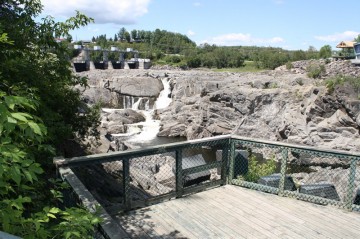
[72,45,151,72]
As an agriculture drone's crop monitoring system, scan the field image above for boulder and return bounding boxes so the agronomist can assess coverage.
[110,77,163,97]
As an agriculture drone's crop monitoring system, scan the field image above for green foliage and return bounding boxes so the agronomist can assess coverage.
[319,45,332,59]
[186,56,202,68]
[183,44,245,69]
[254,48,290,70]
[0,1,101,237]
[325,75,360,94]
[241,155,277,182]
[306,63,326,79]
[285,61,293,70]
[354,34,360,43]
[164,55,183,64]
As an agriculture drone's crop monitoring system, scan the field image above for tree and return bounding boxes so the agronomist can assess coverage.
[118,27,127,41]
[319,45,332,58]
[354,34,360,43]
[0,1,100,237]
[131,29,138,41]
[114,34,118,42]
[66,34,73,42]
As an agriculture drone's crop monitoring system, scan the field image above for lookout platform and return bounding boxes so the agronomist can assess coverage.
[54,135,360,238]
[115,185,360,239]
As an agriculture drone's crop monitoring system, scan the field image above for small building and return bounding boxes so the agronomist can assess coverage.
[333,41,356,60]
[351,42,360,65]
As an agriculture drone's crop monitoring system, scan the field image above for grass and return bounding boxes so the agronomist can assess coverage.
[212,61,265,73]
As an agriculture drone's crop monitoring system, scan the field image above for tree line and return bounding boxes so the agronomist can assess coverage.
[86,28,335,70]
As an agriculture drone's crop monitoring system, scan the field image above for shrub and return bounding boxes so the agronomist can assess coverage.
[241,155,277,182]
[306,63,325,79]
[164,55,182,64]
[286,61,293,70]
[186,56,201,68]
[326,75,360,94]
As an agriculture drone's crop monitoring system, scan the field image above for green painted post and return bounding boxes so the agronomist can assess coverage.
[221,143,229,185]
[227,139,235,184]
[123,158,131,210]
[175,149,183,198]
[278,148,288,196]
[345,159,357,211]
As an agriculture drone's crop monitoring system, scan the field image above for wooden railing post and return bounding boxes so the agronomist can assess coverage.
[123,158,131,210]
[175,149,183,198]
[278,148,288,196]
[345,159,357,211]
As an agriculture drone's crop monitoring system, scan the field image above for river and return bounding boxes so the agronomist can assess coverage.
[102,78,185,148]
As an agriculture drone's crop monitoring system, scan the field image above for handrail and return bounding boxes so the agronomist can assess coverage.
[54,135,360,168]
[53,135,231,167]
[230,135,360,158]
[55,134,360,238]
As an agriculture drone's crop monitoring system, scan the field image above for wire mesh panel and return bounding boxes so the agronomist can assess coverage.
[71,161,125,210]
[231,141,285,194]
[354,166,360,211]
[181,144,224,189]
[286,149,352,205]
[129,152,176,202]
[231,138,360,209]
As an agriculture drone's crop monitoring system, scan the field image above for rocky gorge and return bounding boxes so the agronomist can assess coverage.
[77,60,360,153]
[74,60,360,206]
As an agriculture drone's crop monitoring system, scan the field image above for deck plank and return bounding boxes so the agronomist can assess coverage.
[115,185,360,239]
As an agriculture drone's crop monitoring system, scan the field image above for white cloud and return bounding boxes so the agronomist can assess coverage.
[315,31,360,42]
[187,30,195,36]
[41,0,151,24]
[202,33,284,46]
[193,2,202,7]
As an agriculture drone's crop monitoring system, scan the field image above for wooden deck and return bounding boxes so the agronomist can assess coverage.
[114,185,360,239]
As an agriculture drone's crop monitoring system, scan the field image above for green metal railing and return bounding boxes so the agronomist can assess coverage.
[230,135,360,211]
[54,135,360,237]
[54,136,230,212]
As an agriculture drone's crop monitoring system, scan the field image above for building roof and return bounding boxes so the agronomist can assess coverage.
[336,41,356,48]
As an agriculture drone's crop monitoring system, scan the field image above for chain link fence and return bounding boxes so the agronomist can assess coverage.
[66,137,229,214]
[56,135,360,238]
[231,138,360,210]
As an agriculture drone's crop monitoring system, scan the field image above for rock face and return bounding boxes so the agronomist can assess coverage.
[76,70,164,108]
[157,65,360,152]
[275,59,360,78]
[74,61,360,207]
[77,62,360,152]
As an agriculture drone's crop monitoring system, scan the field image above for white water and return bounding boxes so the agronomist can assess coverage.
[154,78,172,110]
[104,78,172,143]
[132,98,142,110]
[127,78,172,142]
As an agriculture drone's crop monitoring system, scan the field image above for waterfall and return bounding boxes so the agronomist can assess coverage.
[104,77,172,144]
[132,97,142,110]
[128,78,172,142]
[154,78,172,110]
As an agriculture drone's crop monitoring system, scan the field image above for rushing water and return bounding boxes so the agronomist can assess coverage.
[103,78,184,147]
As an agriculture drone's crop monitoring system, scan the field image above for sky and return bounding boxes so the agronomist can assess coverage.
[39,0,360,50]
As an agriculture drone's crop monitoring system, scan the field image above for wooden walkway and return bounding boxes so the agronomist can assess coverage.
[114,185,360,239]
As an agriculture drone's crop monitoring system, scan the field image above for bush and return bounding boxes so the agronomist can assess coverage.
[0,2,101,237]
[241,155,277,182]
[286,61,293,70]
[326,75,360,94]
[186,56,201,68]
[306,63,325,79]
[164,55,182,64]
